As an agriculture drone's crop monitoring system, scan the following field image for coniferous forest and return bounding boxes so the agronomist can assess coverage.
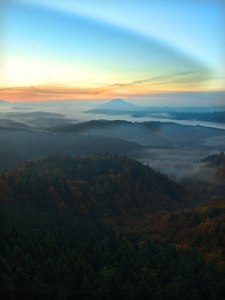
[1,153,225,299]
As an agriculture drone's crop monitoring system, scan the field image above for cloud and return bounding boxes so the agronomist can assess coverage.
[103,71,206,91]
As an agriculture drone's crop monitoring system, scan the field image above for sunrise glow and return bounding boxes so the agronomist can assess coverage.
[0,0,224,105]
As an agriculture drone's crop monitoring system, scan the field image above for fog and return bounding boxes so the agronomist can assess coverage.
[137,148,216,182]
[1,100,225,183]
[1,101,225,129]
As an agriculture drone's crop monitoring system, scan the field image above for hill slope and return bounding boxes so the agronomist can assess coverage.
[0,153,224,299]
[2,153,193,216]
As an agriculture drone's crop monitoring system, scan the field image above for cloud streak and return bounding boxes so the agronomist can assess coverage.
[32,46,51,82]
[27,38,89,81]
[106,71,202,89]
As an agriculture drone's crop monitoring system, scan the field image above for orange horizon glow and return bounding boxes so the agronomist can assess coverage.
[1,82,224,103]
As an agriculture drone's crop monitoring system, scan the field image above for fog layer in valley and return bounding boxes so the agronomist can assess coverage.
[0,100,225,183]
[137,149,216,182]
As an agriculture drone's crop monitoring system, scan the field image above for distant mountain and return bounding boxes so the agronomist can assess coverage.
[98,98,144,111]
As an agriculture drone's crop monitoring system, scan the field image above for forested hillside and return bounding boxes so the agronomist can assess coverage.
[0,154,225,299]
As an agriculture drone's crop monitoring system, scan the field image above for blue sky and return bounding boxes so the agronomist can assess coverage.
[37,0,224,68]
[1,0,224,105]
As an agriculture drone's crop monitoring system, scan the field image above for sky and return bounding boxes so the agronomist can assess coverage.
[0,0,224,105]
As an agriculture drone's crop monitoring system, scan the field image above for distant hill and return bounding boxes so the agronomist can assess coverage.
[50,119,225,150]
[169,111,225,123]
[0,128,144,170]
[88,101,225,123]
[0,119,31,130]
[5,111,64,118]
[11,106,32,110]
[0,100,12,106]
[98,98,144,111]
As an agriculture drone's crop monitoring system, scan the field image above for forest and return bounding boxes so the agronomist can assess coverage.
[0,153,225,299]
